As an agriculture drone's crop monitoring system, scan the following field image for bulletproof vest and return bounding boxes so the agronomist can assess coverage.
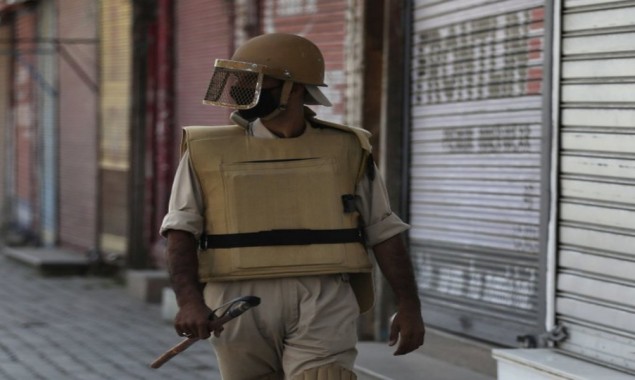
[182,118,375,311]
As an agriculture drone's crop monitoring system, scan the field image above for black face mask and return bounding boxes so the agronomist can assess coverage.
[238,86,280,121]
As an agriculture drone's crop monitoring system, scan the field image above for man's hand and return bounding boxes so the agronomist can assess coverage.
[388,304,425,355]
[373,234,426,355]
[174,301,224,340]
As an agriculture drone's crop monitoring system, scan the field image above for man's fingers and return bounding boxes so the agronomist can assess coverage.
[213,326,225,338]
[174,321,191,337]
[388,321,399,346]
[394,339,413,355]
[393,332,424,355]
[388,309,425,355]
[209,321,225,338]
[174,320,208,339]
[196,321,211,339]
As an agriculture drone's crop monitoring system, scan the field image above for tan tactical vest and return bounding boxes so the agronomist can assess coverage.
[182,117,375,311]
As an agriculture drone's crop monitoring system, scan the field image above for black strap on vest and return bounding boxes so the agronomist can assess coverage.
[366,154,376,181]
[199,228,364,250]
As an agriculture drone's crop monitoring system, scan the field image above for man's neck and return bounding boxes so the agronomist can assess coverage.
[261,107,306,138]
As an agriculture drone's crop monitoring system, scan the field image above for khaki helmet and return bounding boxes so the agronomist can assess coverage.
[203,33,331,112]
[231,33,326,86]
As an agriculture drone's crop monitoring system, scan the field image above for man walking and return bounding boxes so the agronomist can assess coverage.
[161,33,424,380]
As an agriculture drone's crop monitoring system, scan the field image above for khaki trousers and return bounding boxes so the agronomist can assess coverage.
[203,274,360,380]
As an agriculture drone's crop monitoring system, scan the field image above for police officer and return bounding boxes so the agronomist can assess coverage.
[161,33,425,380]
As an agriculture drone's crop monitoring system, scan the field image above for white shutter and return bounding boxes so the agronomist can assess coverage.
[37,0,57,245]
[555,0,635,374]
[410,0,548,345]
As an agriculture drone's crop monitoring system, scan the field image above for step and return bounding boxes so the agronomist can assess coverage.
[126,270,170,304]
[356,341,496,380]
[493,348,633,380]
[355,329,497,380]
[2,246,90,276]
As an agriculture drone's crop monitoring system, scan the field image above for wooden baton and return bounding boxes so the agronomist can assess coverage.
[150,296,261,369]
[150,337,199,369]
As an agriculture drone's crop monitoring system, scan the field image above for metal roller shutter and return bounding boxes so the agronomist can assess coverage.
[410,0,548,345]
[555,0,635,374]
[37,0,57,246]
[0,24,10,222]
[57,0,99,251]
[99,0,132,255]
[14,6,37,234]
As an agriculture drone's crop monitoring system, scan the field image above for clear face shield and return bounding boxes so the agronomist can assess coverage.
[203,59,266,109]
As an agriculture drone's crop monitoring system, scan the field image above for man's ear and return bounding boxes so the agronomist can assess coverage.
[286,83,306,105]
[291,83,305,97]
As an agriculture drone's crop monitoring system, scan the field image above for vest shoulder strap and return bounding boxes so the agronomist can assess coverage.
[303,106,372,153]
[180,125,245,156]
[307,116,374,183]
[308,117,373,154]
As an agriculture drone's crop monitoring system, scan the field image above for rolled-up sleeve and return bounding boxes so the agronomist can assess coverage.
[356,163,410,247]
[159,151,205,238]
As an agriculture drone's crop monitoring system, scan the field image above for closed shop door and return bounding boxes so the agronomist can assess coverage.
[37,0,57,246]
[409,0,548,345]
[14,6,37,235]
[0,23,10,223]
[57,0,99,251]
[555,0,635,374]
[100,0,132,256]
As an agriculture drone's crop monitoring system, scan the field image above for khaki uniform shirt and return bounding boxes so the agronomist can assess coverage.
[160,119,409,247]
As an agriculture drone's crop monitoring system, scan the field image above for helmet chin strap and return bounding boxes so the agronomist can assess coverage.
[230,111,250,129]
[260,80,294,121]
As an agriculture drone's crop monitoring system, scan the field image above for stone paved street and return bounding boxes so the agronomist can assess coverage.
[0,253,221,380]
[0,250,500,380]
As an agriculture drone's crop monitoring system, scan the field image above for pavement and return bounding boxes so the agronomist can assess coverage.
[0,248,497,380]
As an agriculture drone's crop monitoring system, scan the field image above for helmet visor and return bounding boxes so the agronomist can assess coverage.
[203,59,265,109]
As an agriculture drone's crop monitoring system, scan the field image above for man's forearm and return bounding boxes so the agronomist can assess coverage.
[373,234,421,308]
[373,233,425,354]
[166,230,205,307]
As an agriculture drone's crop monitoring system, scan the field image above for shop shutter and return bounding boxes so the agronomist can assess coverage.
[14,6,37,233]
[555,0,635,374]
[57,0,99,251]
[409,0,547,345]
[0,24,10,218]
[99,0,132,255]
[37,0,57,245]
